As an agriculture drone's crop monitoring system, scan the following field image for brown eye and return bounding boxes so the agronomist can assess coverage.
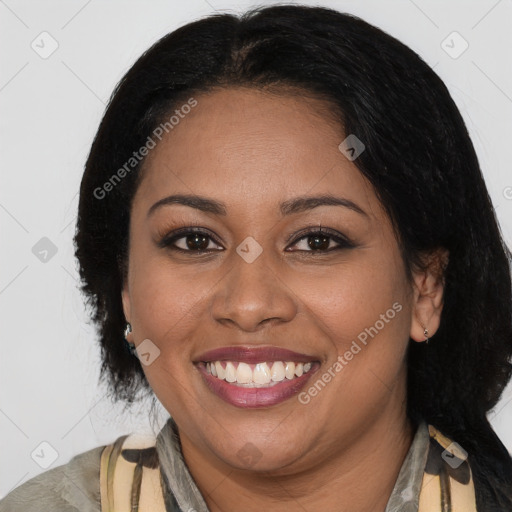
[286,228,355,253]
[306,234,331,251]
[158,228,224,253]
[184,233,210,251]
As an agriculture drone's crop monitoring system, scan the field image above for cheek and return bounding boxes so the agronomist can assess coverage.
[127,256,208,404]
[129,247,206,340]
[127,257,204,415]
[292,270,411,426]
[290,255,411,393]
[295,258,408,343]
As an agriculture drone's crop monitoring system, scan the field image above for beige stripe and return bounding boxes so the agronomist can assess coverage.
[100,443,115,512]
[101,434,166,512]
[100,435,130,512]
[139,466,167,511]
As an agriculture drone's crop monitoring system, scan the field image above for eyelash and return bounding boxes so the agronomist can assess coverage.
[157,226,355,255]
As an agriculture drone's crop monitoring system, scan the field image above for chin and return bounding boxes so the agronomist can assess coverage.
[208,427,311,473]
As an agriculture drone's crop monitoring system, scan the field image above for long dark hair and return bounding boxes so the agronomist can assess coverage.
[73,5,512,508]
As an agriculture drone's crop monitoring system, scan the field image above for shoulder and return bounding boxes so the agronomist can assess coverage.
[0,444,105,512]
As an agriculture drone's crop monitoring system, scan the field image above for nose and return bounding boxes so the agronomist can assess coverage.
[210,249,298,332]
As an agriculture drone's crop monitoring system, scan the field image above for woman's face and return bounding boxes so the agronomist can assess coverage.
[122,87,431,472]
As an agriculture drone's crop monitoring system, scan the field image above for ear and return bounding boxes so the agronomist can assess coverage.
[121,283,133,342]
[121,284,131,326]
[409,248,449,343]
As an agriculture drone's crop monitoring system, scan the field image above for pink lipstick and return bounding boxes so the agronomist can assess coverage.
[193,346,320,408]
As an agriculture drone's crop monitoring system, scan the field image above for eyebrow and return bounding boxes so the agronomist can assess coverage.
[147,193,368,218]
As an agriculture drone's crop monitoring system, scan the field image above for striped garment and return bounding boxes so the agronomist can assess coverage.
[99,421,476,512]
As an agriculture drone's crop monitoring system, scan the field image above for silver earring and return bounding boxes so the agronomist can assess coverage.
[124,323,136,354]
[424,327,429,344]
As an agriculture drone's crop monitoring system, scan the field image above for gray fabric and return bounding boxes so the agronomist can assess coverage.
[0,445,103,512]
[0,419,430,512]
[156,419,210,512]
[159,418,430,512]
[384,421,430,512]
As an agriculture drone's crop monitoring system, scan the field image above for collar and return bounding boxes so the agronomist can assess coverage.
[156,418,430,512]
[385,421,430,511]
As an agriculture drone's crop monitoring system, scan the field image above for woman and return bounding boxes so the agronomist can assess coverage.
[2,4,511,512]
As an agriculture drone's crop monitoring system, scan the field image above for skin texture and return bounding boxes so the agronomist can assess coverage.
[122,87,447,512]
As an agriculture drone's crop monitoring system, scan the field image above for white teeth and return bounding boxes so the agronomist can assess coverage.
[206,360,314,385]
[285,362,296,379]
[253,363,271,384]
[225,362,237,383]
[270,361,285,382]
[236,362,252,384]
[215,361,226,380]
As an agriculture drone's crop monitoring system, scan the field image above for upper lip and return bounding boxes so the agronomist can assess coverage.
[193,346,318,364]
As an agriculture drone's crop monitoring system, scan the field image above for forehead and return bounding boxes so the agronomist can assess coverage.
[134,87,379,218]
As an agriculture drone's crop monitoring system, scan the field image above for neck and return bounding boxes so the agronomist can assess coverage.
[178,409,414,512]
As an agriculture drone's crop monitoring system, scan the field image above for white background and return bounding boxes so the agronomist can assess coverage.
[1,0,511,498]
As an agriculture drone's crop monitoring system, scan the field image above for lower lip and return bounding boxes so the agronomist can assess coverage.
[196,363,319,408]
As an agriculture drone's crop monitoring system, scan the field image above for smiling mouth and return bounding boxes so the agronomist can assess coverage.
[200,360,316,387]
[193,346,321,408]
[195,359,320,408]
